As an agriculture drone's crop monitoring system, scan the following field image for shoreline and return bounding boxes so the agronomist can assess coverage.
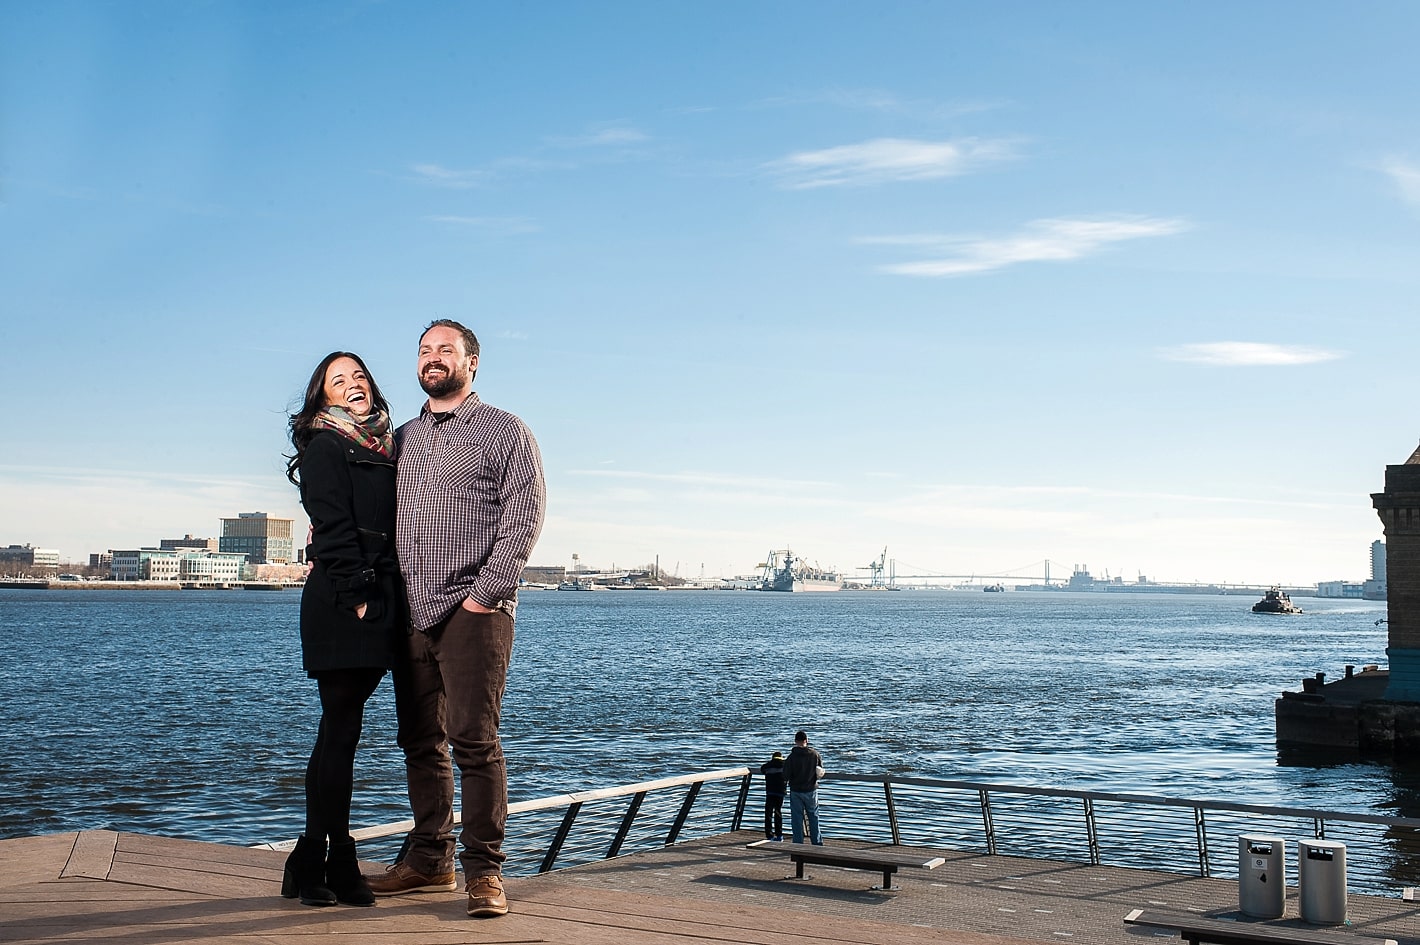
[0,580,303,591]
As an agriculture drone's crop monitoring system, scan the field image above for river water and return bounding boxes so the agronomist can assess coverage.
[0,587,1412,848]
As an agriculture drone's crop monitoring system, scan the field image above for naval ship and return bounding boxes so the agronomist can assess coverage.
[757,549,841,592]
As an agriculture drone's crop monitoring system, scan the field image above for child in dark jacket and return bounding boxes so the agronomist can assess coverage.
[759,751,786,840]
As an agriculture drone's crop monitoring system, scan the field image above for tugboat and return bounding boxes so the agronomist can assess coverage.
[1252,586,1302,614]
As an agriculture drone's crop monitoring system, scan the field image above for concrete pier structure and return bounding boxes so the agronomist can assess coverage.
[1274,458,1420,754]
[1373,462,1420,701]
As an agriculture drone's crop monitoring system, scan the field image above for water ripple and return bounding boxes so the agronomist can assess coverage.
[0,588,1413,846]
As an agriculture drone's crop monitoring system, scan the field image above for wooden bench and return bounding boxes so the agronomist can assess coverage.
[746,839,945,890]
[1123,909,1397,945]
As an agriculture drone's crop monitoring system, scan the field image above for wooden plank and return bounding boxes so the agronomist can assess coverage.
[59,830,117,880]
[510,881,1033,945]
[119,832,289,869]
[115,851,279,884]
[0,833,82,887]
[5,830,1420,945]
[0,887,1024,945]
[1123,909,1398,945]
[106,858,275,899]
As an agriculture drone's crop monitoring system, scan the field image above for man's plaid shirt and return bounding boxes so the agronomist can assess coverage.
[395,392,546,630]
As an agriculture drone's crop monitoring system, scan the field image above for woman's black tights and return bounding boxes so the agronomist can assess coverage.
[304,667,384,844]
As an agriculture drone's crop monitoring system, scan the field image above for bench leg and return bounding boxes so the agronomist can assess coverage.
[795,859,805,879]
[882,868,892,889]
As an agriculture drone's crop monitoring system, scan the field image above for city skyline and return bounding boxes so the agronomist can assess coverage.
[4,3,1418,586]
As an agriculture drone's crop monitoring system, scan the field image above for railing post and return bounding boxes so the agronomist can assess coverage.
[979,789,996,856]
[1193,806,1209,877]
[884,779,900,845]
[732,772,752,831]
[1315,816,1326,839]
[540,801,583,874]
[605,791,646,860]
[665,781,703,846]
[1083,797,1099,865]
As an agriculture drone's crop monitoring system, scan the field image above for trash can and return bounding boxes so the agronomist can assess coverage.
[1297,839,1347,924]
[1238,834,1285,918]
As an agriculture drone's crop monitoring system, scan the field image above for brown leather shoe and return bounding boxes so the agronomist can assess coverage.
[466,874,508,917]
[363,860,457,896]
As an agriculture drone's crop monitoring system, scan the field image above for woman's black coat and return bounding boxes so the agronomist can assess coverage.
[297,430,402,675]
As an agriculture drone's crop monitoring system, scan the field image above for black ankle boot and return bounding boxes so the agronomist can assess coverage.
[281,835,337,906]
[326,837,375,906]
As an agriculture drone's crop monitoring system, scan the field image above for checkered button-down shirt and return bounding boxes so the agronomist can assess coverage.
[395,393,546,630]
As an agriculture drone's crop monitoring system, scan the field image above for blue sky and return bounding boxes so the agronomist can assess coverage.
[3,2,1417,585]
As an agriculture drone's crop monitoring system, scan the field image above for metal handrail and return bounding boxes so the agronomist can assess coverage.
[259,766,753,875]
[255,768,1420,896]
[828,773,1420,828]
[821,773,1420,896]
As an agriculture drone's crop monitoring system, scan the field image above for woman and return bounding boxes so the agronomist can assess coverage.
[281,351,400,907]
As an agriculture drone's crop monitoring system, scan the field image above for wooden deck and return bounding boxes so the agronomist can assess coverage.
[4,829,1420,945]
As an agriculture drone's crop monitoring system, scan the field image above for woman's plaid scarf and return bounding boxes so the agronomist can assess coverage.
[312,405,394,458]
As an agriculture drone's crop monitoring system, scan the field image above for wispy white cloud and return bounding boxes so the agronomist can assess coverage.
[547,122,650,148]
[409,124,649,189]
[424,214,540,234]
[869,216,1187,276]
[758,89,1001,122]
[1379,156,1420,206]
[409,163,489,189]
[767,137,1016,189]
[1158,342,1344,366]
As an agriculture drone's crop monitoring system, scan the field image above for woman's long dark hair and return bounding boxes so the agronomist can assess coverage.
[286,351,391,485]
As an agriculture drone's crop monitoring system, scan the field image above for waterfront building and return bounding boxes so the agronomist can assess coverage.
[0,544,60,571]
[219,512,293,565]
[110,549,181,581]
[89,552,112,570]
[111,548,248,582]
[1365,539,1388,601]
[177,551,247,582]
[522,565,567,585]
[160,535,219,552]
[1316,581,1364,599]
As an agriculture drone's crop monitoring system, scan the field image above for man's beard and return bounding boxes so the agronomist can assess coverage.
[419,363,468,398]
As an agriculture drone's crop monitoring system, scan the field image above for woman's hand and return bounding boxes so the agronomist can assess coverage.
[355,602,368,619]
[460,597,495,614]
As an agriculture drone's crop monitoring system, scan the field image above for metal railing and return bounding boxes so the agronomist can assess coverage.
[255,767,753,873]
[820,773,1420,898]
[261,769,1420,896]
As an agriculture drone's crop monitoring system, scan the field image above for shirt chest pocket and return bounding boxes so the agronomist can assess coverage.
[431,440,499,501]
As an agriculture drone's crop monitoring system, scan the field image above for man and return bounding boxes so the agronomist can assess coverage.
[783,730,824,845]
[759,750,786,841]
[366,319,546,918]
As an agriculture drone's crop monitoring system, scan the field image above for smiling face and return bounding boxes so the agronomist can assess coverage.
[322,356,374,417]
[418,325,477,400]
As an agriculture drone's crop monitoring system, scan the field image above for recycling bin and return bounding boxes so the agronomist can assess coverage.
[1237,834,1285,918]
[1297,839,1347,924]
